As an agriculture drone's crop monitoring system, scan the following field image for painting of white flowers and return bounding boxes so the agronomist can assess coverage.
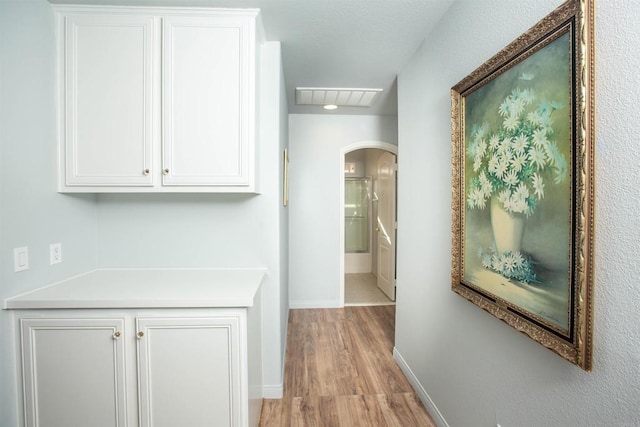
[451,0,595,371]
[465,31,571,331]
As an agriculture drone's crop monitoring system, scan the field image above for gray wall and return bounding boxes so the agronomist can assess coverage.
[275,44,290,377]
[396,0,640,425]
[96,41,289,394]
[0,1,99,425]
[288,114,397,307]
[0,2,290,424]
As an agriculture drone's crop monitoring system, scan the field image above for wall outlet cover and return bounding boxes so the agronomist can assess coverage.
[50,243,62,265]
[14,247,29,272]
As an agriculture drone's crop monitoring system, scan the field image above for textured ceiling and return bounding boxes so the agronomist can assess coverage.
[49,0,455,115]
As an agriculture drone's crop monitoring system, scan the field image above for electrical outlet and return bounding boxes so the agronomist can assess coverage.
[14,247,29,272]
[50,243,62,265]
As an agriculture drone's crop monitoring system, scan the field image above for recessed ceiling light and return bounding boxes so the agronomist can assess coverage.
[323,104,338,110]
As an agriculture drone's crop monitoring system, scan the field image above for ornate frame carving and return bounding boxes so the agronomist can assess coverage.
[451,0,595,370]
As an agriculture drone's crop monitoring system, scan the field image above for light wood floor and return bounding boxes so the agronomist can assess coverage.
[260,306,436,426]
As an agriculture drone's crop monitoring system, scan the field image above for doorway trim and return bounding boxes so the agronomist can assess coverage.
[340,140,398,307]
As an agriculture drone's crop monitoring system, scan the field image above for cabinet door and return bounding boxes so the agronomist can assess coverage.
[20,318,126,427]
[136,316,242,427]
[162,16,255,188]
[62,13,155,186]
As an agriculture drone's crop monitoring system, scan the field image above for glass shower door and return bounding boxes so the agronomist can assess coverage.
[345,177,371,253]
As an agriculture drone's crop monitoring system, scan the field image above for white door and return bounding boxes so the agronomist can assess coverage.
[377,152,397,300]
[20,318,127,427]
[62,14,155,186]
[136,316,242,427]
[162,16,253,187]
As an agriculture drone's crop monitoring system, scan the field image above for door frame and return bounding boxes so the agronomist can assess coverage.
[339,141,398,307]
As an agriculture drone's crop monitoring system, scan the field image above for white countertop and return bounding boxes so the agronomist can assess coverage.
[3,268,265,310]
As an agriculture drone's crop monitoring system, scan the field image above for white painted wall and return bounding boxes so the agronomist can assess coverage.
[265,41,290,395]
[288,115,397,307]
[95,42,289,395]
[274,44,290,392]
[0,1,99,425]
[344,253,372,274]
[0,3,285,422]
[396,1,640,426]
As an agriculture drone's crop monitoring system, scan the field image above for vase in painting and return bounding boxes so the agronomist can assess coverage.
[490,196,525,254]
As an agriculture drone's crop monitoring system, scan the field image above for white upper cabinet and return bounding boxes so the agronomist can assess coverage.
[56,7,260,193]
[62,13,155,187]
[163,16,252,187]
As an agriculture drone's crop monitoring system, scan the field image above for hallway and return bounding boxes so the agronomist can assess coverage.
[260,306,435,426]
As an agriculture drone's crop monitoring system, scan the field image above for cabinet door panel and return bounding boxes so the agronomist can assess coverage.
[162,16,252,187]
[21,318,126,427]
[137,317,241,427]
[64,14,154,186]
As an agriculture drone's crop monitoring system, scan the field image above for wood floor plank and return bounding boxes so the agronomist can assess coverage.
[340,394,388,427]
[261,306,436,426]
[261,399,291,426]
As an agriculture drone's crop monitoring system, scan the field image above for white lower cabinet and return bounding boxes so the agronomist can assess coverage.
[20,318,127,427]
[19,310,255,427]
[136,317,241,427]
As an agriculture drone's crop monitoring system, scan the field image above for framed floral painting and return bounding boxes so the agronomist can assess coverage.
[451,0,595,370]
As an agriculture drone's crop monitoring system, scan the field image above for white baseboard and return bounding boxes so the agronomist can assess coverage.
[289,300,341,309]
[263,384,284,399]
[393,347,449,427]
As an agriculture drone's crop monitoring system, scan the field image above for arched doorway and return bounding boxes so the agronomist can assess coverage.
[339,141,397,306]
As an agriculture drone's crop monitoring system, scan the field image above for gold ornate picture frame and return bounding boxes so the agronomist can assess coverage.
[451,0,595,370]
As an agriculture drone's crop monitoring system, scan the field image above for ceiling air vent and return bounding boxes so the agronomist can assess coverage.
[295,87,383,108]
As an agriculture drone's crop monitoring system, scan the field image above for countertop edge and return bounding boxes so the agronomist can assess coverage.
[3,268,266,310]
[4,298,258,310]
